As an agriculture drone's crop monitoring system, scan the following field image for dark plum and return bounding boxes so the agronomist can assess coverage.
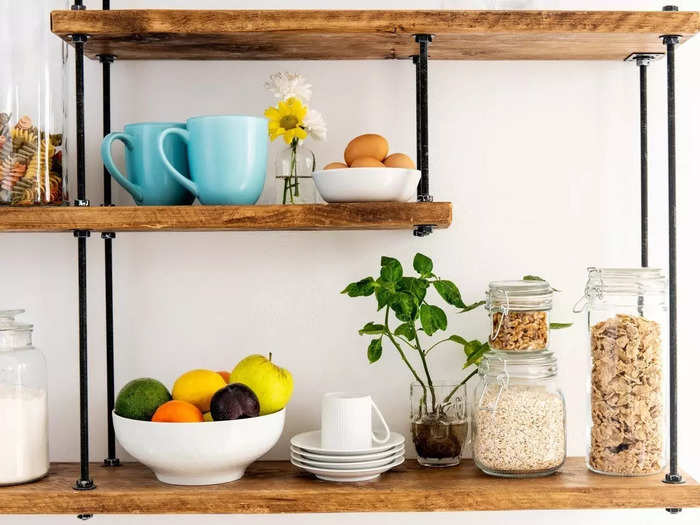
[210,383,260,421]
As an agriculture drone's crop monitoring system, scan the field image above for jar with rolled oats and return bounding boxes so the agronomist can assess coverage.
[576,268,667,476]
[486,280,553,353]
[471,351,566,477]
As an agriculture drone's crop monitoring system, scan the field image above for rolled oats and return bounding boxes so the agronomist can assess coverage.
[490,311,549,352]
[589,314,663,475]
[473,385,565,475]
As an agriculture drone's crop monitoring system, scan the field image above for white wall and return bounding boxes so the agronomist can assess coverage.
[3,0,700,523]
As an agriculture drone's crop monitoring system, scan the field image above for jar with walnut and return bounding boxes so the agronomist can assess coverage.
[576,268,667,476]
[486,280,553,353]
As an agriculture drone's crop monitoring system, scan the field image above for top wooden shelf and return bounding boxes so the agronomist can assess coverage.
[50,9,700,61]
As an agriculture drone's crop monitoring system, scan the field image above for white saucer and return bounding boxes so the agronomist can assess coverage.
[291,456,405,482]
[291,449,404,470]
[290,431,405,456]
[290,443,404,463]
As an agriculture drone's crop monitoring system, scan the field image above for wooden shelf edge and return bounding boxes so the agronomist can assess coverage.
[49,10,700,61]
[0,202,452,233]
[1,459,698,514]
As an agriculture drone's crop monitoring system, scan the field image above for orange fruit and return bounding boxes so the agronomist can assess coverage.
[151,400,204,422]
[217,370,230,383]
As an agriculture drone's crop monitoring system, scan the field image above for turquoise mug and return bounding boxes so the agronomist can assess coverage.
[101,122,195,206]
[158,115,268,205]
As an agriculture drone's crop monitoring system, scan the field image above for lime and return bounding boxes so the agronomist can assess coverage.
[115,378,171,421]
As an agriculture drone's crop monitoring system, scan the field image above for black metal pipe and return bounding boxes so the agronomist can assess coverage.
[663,31,683,486]
[638,61,649,268]
[72,33,94,491]
[413,35,433,237]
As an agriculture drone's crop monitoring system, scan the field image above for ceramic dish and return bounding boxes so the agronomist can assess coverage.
[291,449,403,470]
[290,430,404,456]
[290,443,404,463]
[291,456,405,482]
[311,168,420,203]
[113,409,285,485]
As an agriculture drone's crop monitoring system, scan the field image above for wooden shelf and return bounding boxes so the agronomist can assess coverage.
[1,459,698,514]
[50,10,700,61]
[0,202,451,233]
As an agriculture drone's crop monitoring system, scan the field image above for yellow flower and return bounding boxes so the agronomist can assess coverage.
[264,97,308,144]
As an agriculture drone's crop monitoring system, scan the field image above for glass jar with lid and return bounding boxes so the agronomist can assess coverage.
[0,1,68,205]
[471,351,566,477]
[575,267,667,476]
[0,310,49,485]
[486,280,553,352]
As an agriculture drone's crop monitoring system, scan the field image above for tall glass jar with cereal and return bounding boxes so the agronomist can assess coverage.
[576,268,667,476]
[486,280,553,353]
[0,1,68,205]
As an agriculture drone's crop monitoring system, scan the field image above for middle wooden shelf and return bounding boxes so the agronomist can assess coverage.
[0,202,452,233]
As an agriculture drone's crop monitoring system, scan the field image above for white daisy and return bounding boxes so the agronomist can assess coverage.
[303,109,327,142]
[265,72,312,104]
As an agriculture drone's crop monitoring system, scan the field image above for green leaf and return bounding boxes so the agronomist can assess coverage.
[460,300,486,313]
[380,256,403,282]
[550,322,573,329]
[394,322,416,341]
[341,277,376,297]
[375,287,394,311]
[432,280,467,309]
[419,304,448,336]
[413,253,433,276]
[448,335,468,346]
[523,274,560,292]
[390,292,419,322]
[359,322,386,335]
[367,338,383,363]
[463,340,490,369]
[397,276,429,303]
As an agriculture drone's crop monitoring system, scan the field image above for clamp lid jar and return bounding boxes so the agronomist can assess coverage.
[471,351,566,477]
[486,280,553,353]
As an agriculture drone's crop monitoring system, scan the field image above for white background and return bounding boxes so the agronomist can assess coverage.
[2,0,700,523]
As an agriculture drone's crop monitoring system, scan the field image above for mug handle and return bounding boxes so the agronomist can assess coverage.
[100,132,144,203]
[158,127,198,198]
[370,399,391,444]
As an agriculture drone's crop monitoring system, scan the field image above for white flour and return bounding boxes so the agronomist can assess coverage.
[0,384,48,484]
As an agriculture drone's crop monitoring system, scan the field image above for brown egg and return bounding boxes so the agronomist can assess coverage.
[323,162,348,170]
[351,157,385,168]
[383,153,416,170]
[344,134,389,166]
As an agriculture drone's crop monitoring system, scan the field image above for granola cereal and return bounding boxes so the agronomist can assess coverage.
[473,385,565,475]
[589,314,663,475]
[490,311,549,352]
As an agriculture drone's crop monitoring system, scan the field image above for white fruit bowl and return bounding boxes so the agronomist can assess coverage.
[312,168,420,203]
[113,408,285,485]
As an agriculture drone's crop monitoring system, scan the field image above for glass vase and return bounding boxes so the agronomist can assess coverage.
[274,142,319,204]
[410,381,468,467]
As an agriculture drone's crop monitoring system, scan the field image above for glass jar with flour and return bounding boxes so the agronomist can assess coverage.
[0,310,48,485]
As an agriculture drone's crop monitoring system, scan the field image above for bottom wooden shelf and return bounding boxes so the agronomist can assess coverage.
[1,458,698,514]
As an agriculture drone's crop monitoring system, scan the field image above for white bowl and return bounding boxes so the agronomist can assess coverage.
[312,168,420,202]
[113,408,285,485]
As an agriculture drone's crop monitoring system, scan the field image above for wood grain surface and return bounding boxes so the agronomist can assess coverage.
[50,10,700,60]
[0,202,452,232]
[0,459,698,514]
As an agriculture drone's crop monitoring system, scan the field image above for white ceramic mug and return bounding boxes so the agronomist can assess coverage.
[321,392,391,450]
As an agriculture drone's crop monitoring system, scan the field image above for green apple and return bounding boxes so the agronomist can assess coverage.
[230,354,293,415]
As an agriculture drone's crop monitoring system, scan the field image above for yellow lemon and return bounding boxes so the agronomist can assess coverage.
[172,369,226,413]
[203,412,214,422]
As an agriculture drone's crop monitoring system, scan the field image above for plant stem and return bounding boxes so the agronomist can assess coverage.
[443,369,478,406]
[411,321,436,413]
[384,308,427,399]
[425,337,451,355]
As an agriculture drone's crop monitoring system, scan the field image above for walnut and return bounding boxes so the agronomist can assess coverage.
[589,314,663,475]
[490,311,548,352]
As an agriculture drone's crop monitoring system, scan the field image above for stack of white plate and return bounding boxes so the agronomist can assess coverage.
[290,431,405,482]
